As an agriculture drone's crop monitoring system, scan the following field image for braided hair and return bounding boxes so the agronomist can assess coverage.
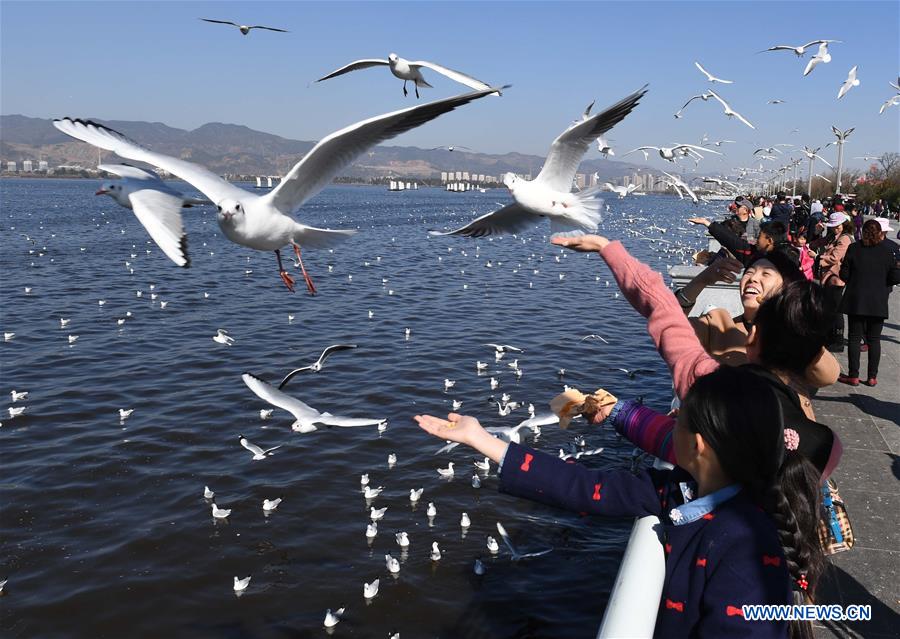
[681,367,825,638]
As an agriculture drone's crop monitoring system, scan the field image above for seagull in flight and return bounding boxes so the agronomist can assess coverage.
[277,344,358,388]
[496,522,553,561]
[660,172,700,204]
[609,367,654,379]
[53,88,499,293]
[604,183,638,199]
[760,39,840,57]
[879,95,900,114]
[674,92,713,118]
[200,18,288,35]
[624,143,718,163]
[484,343,523,354]
[242,372,386,433]
[316,53,498,98]
[837,66,860,99]
[803,42,834,76]
[707,90,755,129]
[429,87,647,238]
[580,334,609,344]
[93,164,210,267]
[239,434,282,460]
[694,62,733,84]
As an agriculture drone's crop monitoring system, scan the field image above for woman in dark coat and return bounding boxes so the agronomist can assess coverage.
[838,219,900,386]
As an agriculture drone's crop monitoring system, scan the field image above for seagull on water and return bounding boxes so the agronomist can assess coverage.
[263,497,282,512]
[233,576,251,593]
[242,373,386,432]
[324,608,345,628]
[460,512,471,528]
[211,503,231,519]
[431,87,647,238]
[409,488,423,503]
[8,406,26,418]
[364,579,380,599]
[474,457,490,471]
[213,329,234,345]
[486,536,500,553]
[277,344,357,388]
[366,522,378,538]
[437,462,455,477]
[472,474,482,488]
[259,409,273,420]
[54,88,499,293]
[119,408,134,422]
[203,486,215,499]
[316,53,499,98]
[837,66,860,99]
[694,61,733,84]
[496,522,553,561]
[395,531,410,547]
[609,366,654,379]
[426,502,437,517]
[10,390,28,402]
[360,473,369,487]
[385,554,400,574]
[707,90,755,129]
[430,542,442,561]
[364,486,383,499]
[93,164,210,267]
[201,18,288,35]
[803,42,834,76]
[239,434,282,460]
[370,506,387,521]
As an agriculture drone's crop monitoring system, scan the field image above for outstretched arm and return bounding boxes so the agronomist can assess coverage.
[552,235,719,399]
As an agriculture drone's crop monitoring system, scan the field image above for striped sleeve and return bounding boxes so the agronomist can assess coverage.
[612,400,677,464]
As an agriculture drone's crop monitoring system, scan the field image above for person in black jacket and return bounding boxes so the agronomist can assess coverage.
[688,216,799,268]
[838,219,900,386]
[770,192,793,227]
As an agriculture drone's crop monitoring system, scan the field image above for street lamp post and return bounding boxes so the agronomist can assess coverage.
[831,125,855,195]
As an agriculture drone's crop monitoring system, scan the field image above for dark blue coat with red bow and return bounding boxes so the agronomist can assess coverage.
[499,443,791,638]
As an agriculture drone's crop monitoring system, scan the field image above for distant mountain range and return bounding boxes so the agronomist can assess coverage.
[0,114,651,181]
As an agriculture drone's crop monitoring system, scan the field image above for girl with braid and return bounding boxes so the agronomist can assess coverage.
[416,365,824,638]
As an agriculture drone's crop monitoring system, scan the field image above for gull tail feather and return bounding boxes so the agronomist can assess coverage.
[415,78,434,88]
[551,192,604,238]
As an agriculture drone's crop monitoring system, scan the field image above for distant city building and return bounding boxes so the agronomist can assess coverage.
[22,160,33,172]
[575,173,586,189]
[462,171,470,180]
[440,171,448,183]
[38,160,49,171]
[477,174,485,182]
[454,171,463,180]
[6,161,16,172]
[589,173,600,188]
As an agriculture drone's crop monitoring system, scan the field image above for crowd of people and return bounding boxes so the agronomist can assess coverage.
[411,196,898,638]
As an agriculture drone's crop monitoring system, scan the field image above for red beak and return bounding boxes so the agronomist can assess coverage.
[95,189,108,196]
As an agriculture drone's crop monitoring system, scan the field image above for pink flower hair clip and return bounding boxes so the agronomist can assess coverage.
[784,428,800,451]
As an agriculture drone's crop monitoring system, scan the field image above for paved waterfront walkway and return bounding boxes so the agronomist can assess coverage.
[813,293,900,639]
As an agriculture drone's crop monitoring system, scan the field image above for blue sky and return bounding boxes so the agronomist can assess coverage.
[2,1,898,172]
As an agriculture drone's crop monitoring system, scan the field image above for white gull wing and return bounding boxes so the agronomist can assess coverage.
[408,59,496,93]
[263,87,506,214]
[535,86,647,192]
[292,224,357,248]
[496,521,553,560]
[53,118,248,204]
[98,162,167,185]
[837,66,859,99]
[242,372,323,423]
[127,189,190,267]
[517,412,561,430]
[428,203,543,238]
[694,61,733,84]
[317,415,386,428]
[316,58,390,82]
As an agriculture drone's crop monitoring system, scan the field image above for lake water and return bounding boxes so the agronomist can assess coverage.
[0,179,723,638]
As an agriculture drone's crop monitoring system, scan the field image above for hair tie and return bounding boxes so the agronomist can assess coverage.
[784,429,800,451]
[796,574,808,591]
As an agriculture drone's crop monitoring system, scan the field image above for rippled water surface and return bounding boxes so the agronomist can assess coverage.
[1,179,724,638]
